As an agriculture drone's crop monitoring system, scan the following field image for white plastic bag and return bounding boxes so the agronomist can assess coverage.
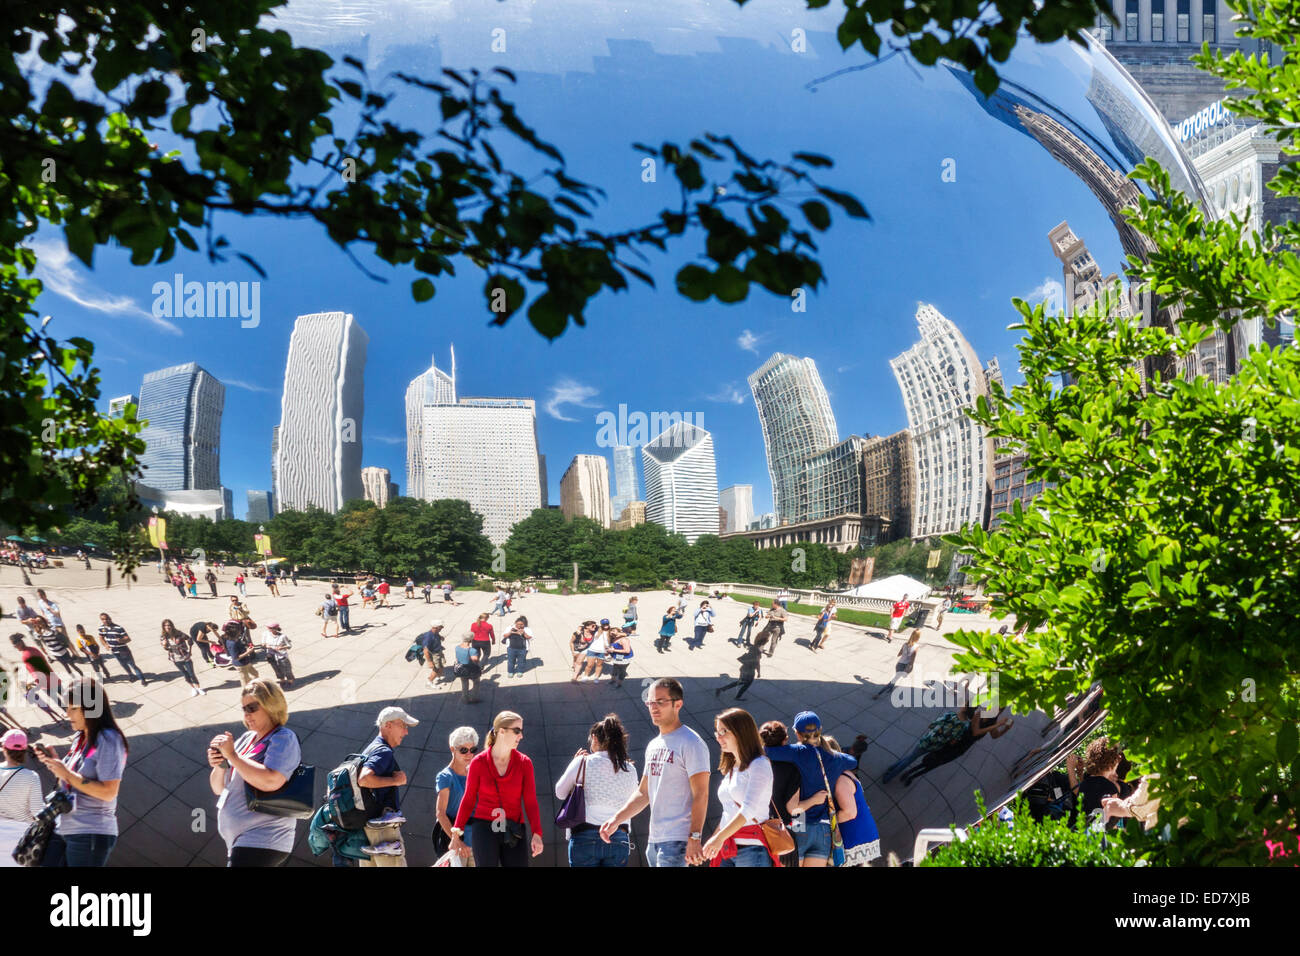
[433,850,464,868]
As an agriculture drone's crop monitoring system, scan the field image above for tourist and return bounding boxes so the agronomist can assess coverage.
[228,594,249,622]
[222,619,260,685]
[161,619,205,697]
[234,571,246,597]
[655,605,683,653]
[776,587,791,610]
[434,726,479,864]
[355,706,418,863]
[733,601,763,646]
[714,633,767,701]
[759,600,788,658]
[555,714,638,867]
[172,572,188,599]
[809,598,837,651]
[260,622,295,688]
[422,582,433,604]
[360,583,376,609]
[900,705,1013,786]
[190,620,219,667]
[492,586,508,617]
[470,612,495,671]
[376,579,391,608]
[36,678,128,867]
[823,735,882,866]
[291,565,299,586]
[888,593,911,642]
[209,678,302,866]
[934,595,951,631]
[1067,737,1126,823]
[601,677,710,867]
[404,578,416,600]
[418,619,446,688]
[621,596,638,633]
[34,590,67,640]
[72,624,112,680]
[442,581,458,605]
[689,601,715,651]
[758,720,800,867]
[13,597,44,636]
[0,665,24,734]
[449,711,544,867]
[0,730,44,865]
[764,711,858,867]
[333,585,353,634]
[205,568,218,597]
[264,569,279,597]
[187,569,198,598]
[319,591,340,638]
[504,616,533,679]
[702,708,777,867]
[570,620,596,669]
[675,589,689,618]
[9,634,68,725]
[31,618,83,677]
[453,634,482,704]
[874,628,923,699]
[880,706,972,783]
[574,619,609,682]
[606,628,632,688]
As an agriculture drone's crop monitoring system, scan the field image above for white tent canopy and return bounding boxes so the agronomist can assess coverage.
[844,574,932,602]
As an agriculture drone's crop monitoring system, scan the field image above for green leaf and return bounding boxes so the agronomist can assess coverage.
[676,264,712,301]
[800,200,831,231]
[412,278,435,302]
[64,219,95,268]
[1279,722,1299,766]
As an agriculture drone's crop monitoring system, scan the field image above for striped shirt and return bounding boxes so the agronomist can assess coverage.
[97,624,130,649]
[0,766,44,823]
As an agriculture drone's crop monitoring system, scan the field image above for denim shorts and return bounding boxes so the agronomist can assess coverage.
[717,843,771,867]
[795,820,832,861]
[568,827,630,867]
[646,840,688,867]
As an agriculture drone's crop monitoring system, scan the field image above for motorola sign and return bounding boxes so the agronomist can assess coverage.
[1176,99,1232,143]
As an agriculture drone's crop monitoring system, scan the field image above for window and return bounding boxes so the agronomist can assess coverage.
[1098,15,1114,40]
[1203,0,1215,42]
[1126,0,1139,40]
[1152,10,1164,41]
[1177,0,1189,41]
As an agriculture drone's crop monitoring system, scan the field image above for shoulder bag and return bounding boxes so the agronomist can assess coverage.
[488,761,526,848]
[813,748,847,867]
[554,755,587,829]
[760,797,796,856]
[244,728,316,819]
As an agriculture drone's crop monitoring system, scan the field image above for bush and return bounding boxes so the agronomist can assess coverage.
[920,796,1148,867]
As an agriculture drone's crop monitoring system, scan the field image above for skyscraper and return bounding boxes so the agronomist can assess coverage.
[890,303,993,538]
[108,395,136,420]
[560,455,613,528]
[610,445,639,518]
[719,485,754,534]
[361,467,394,507]
[642,422,719,544]
[246,490,276,523]
[274,311,368,513]
[747,353,838,523]
[137,363,225,491]
[405,347,543,545]
[862,430,915,544]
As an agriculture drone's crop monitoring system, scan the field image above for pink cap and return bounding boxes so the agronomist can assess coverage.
[266,621,281,630]
[1,729,29,751]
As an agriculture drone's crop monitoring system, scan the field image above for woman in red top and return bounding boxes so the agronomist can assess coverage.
[470,613,495,670]
[449,710,543,867]
[7,633,68,725]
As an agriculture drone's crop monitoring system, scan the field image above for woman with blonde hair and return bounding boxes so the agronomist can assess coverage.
[450,710,543,867]
[702,707,777,867]
[207,678,302,867]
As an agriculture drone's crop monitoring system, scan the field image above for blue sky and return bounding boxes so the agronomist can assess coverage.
[31,6,1124,519]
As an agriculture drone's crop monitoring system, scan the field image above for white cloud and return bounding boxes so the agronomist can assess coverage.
[545,378,601,422]
[835,364,856,374]
[223,378,273,394]
[31,239,182,335]
[737,329,760,353]
[1024,277,1064,316]
[706,383,746,404]
[370,435,404,445]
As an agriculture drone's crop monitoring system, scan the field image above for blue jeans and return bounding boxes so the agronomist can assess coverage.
[794,820,832,861]
[175,658,197,685]
[646,840,688,867]
[339,605,351,631]
[692,625,709,647]
[717,843,771,867]
[113,648,145,682]
[42,832,117,867]
[568,827,629,867]
[507,647,527,674]
[736,620,755,643]
[881,744,927,783]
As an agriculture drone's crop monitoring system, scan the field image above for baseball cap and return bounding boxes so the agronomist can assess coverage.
[377,706,419,727]
[1,729,29,751]
[793,711,821,734]
[599,618,610,626]
[429,619,444,629]
[266,621,281,630]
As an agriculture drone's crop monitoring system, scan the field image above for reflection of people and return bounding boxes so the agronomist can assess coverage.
[880,707,970,783]
[702,708,776,867]
[824,735,881,867]
[874,629,922,699]
[900,706,1013,786]
[435,726,479,864]
[555,715,638,867]
[449,711,544,867]
[764,712,857,868]
[888,594,910,642]
[0,730,44,866]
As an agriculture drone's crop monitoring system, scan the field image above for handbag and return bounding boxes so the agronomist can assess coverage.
[760,798,795,856]
[488,762,526,848]
[554,756,587,829]
[12,816,55,867]
[813,748,847,867]
[242,728,317,818]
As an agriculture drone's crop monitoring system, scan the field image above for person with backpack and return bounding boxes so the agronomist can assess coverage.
[454,634,483,704]
[319,591,339,638]
[418,620,446,688]
[222,619,259,685]
[555,714,638,867]
[208,678,302,867]
[352,706,418,864]
[449,710,544,867]
[880,707,972,783]
[434,726,479,865]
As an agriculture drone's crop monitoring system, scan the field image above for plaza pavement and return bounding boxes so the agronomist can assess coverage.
[1,561,1048,866]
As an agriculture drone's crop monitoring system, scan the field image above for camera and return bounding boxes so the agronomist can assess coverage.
[35,789,74,824]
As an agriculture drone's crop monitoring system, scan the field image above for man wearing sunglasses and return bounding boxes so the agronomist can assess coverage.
[435,726,481,864]
[601,677,710,866]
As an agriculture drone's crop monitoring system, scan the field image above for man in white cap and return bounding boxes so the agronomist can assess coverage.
[418,620,447,688]
[358,706,419,864]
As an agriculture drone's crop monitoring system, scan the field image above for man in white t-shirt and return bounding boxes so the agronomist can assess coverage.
[601,677,710,866]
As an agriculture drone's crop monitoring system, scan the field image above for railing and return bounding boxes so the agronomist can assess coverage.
[694,582,938,617]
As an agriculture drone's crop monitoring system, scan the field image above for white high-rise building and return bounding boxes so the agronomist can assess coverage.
[890,303,993,538]
[560,455,613,528]
[274,311,368,513]
[610,445,639,518]
[405,346,542,545]
[747,353,839,524]
[137,363,225,491]
[361,467,394,507]
[719,485,754,534]
[642,422,719,544]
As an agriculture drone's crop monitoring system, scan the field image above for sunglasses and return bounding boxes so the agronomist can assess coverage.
[455,746,478,755]
[241,702,261,715]
[502,727,524,736]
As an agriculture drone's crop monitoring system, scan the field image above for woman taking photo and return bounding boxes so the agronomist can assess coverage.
[554,714,638,867]
[208,678,303,867]
[35,678,128,867]
[160,619,205,697]
[434,726,480,865]
[570,620,596,671]
[702,707,777,867]
[449,710,543,867]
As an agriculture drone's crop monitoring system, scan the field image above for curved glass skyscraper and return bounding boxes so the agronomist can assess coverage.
[747,353,838,523]
[137,362,225,491]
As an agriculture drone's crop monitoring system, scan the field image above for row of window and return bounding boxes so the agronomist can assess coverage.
[1102,2,1216,43]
